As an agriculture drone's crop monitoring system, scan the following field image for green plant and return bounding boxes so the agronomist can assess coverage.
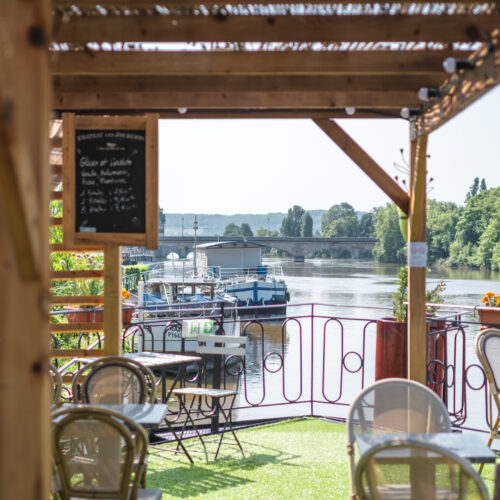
[392,266,408,322]
[426,279,446,315]
[392,266,447,321]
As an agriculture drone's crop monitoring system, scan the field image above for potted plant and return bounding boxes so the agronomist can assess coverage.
[477,292,500,330]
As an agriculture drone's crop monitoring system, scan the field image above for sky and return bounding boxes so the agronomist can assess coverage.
[158,85,500,215]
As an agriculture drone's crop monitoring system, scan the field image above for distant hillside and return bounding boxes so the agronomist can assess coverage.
[163,210,328,236]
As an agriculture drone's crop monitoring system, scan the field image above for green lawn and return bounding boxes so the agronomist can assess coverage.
[146,418,497,499]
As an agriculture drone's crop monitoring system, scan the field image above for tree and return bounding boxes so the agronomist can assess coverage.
[323,216,359,237]
[359,212,375,237]
[321,203,356,234]
[158,207,166,227]
[372,204,406,263]
[223,223,243,237]
[240,223,254,238]
[465,177,480,200]
[280,205,306,237]
[255,227,279,237]
[301,212,313,237]
[426,200,460,264]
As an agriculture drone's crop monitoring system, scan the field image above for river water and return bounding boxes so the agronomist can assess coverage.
[233,258,500,425]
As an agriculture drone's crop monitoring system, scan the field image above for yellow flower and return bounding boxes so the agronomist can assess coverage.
[121,288,131,299]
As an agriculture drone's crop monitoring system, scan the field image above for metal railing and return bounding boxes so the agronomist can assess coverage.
[51,301,497,434]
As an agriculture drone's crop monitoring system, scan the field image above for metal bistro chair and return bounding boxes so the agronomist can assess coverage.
[475,327,500,474]
[355,437,489,500]
[347,378,452,500]
[52,406,162,500]
[172,333,247,460]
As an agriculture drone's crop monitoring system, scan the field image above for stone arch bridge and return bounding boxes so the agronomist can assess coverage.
[155,236,376,262]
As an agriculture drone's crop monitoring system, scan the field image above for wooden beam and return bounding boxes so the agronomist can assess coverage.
[0,1,51,498]
[51,50,466,77]
[407,134,428,385]
[145,114,159,250]
[103,245,122,356]
[52,13,500,43]
[53,74,448,94]
[50,270,104,280]
[414,39,500,137]
[53,108,401,119]
[53,90,421,110]
[49,322,104,333]
[313,119,409,213]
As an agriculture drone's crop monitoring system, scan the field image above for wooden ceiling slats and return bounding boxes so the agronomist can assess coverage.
[51,1,500,6]
[52,14,500,43]
[50,50,468,76]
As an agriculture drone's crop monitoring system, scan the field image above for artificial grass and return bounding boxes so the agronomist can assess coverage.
[145,418,497,500]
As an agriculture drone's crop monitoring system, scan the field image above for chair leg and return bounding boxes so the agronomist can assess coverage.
[177,395,208,461]
[479,417,499,474]
[214,396,245,460]
[163,417,194,464]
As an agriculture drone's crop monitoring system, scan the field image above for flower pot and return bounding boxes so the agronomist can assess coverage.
[65,304,134,325]
[375,316,447,397]
[477,307,500,330]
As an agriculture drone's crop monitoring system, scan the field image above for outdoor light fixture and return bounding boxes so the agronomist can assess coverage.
[345,107,356,116]
[177,107,188,114]
[418,88,443,101]
[400,107,422,119]
[442,57,475,74]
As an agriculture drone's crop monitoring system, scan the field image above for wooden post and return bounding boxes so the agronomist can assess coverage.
[104,245,122,356]
[407,133,428,384]
[0,1,51,499]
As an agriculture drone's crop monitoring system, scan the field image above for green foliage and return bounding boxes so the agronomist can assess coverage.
[223,222,253,237]
[426,279,446,315]
[323,215,360,237]
[359,212,375,237]
[280,205,306,237]
[255,227,279,237]
[321,203,357,234]
[158,207,166,227]
[448,186,500,268]
[426,200,460,263]
[301,212,313,237]
[392,266,408,322]
[373,204,406,263]
[123,264,150,291]
[240,223,254,238]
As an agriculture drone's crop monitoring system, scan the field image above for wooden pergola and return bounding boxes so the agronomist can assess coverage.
[1,1,499,498]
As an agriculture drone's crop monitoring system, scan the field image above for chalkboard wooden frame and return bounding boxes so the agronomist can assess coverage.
[62,114,158,249]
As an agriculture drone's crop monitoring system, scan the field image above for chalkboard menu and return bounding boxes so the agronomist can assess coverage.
[75,129,146,233]
[62,114,158,249]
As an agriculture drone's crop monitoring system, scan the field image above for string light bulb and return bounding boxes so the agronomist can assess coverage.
[418,88,443,101]
[345,107,356,116]
[177,107,188,114]
[442,57,475,74]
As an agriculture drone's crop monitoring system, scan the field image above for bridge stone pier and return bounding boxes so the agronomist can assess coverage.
[155,236,376,262]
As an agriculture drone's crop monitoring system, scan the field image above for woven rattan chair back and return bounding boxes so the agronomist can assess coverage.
[51,406,147,500]
[72,357,148,404]
[355,437,489,500]
[475,328,500,473]
[347,378,452,499]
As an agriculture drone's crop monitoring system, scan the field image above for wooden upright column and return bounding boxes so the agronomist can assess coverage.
[407,134,428,384]
[103,245,122,356]
[0,1,51,499]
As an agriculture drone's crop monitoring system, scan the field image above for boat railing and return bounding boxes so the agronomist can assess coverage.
[213,265,285,281]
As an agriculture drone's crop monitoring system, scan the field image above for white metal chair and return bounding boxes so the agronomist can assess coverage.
[49,364,63,408]
[475,327,500,473]
[355,437,489,500]
[172,333,247,460]
[51,405,162,500]
[347,378,452,499]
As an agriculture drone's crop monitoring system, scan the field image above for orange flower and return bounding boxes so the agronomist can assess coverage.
[481,292,500,307]
[121,288,131,299]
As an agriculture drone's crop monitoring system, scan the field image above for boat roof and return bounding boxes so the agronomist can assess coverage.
[196,241,265,250]
[146,279,216,287]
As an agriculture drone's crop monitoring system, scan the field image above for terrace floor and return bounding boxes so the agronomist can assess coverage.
[146,418,498,499]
